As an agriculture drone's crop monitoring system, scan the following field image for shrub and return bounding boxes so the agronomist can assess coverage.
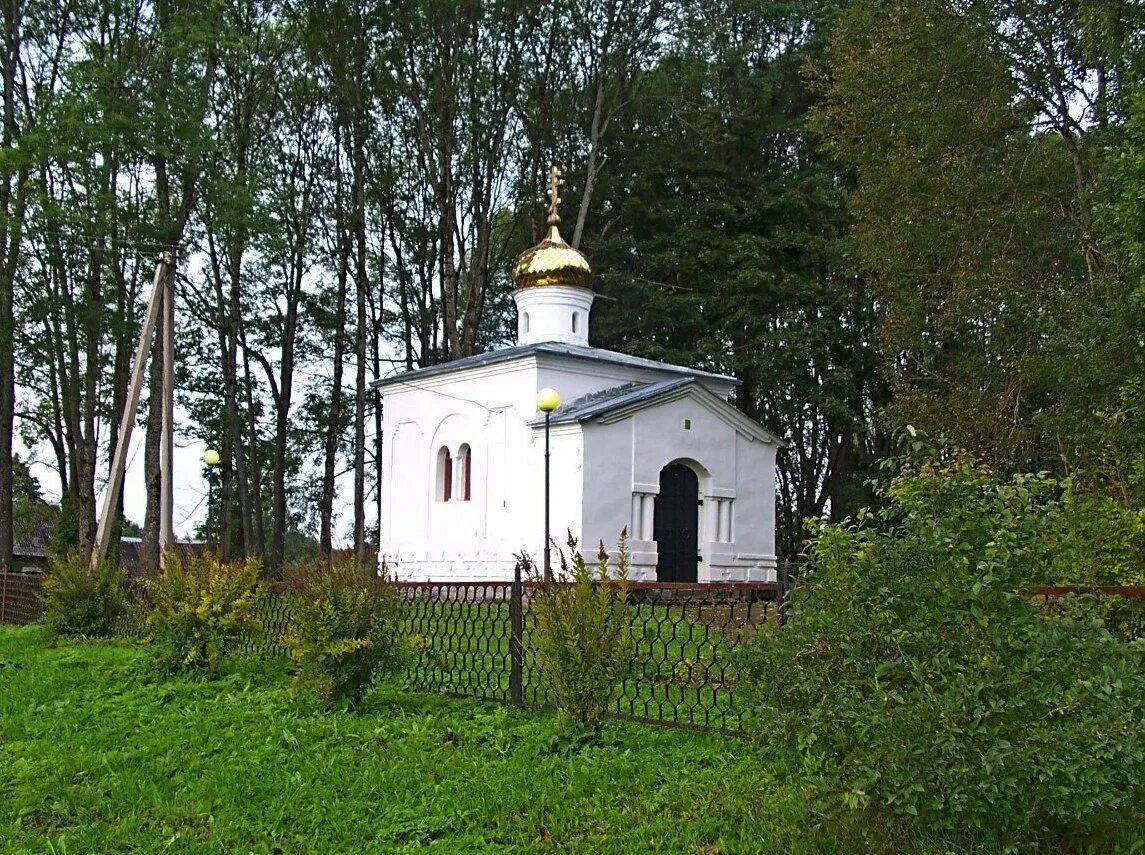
[145,552,261,672]
[529,530,632,728]
[282,559,407,709]
[41,552,127,638]
[739,451,1145,848]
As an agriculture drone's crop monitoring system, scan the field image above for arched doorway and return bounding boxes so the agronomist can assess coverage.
[654,463,699,583]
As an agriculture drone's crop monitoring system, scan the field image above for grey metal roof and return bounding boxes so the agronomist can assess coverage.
[531,378,694,425]
[527,375,784,446]
[372,341,737,391]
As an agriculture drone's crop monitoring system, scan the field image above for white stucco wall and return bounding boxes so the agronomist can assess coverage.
[381,359,539,581]
[380,355,591,581]
[580,393,777,582]
[378,350,775,583]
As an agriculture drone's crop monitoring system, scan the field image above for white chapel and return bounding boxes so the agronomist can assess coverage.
[377,168,779,583]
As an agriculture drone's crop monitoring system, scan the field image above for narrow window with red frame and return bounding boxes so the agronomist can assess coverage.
[437,446,452,501]
[459,444,472,501]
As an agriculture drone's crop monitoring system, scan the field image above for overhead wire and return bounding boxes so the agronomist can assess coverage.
[378,373,499,415]
[25,227,183,256]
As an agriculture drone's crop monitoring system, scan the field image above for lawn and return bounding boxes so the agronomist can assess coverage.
[0,625,986,854]
[119,590,767,732]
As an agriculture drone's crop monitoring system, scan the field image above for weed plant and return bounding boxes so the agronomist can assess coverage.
[40,552,127,638]
[145,551,261,672]
[528,530,632,728]
[282,559,408,709]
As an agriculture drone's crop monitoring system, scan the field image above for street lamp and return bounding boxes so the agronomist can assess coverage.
[536,388,560,582]
[202,448,220,548]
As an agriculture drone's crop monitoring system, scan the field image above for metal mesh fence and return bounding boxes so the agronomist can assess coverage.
[1033,586,1145,641]
[401,582,515,702]
[394,581,779,732]
[7,568,1143,736]
[607,584,775,730]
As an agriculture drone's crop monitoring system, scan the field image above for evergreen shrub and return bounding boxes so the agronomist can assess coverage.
[282,559,407,709]
[739,451,1145,848]
[41,552,127,638]
[529,530,632,728]
[146,552,261,672]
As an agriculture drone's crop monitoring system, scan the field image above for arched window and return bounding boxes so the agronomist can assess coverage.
[458,444,472,501]
[436,446,452,501]
[571,312,579,334]
[522,312,530,334]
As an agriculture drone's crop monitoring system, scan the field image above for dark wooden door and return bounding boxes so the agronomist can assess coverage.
[654,463,699,583]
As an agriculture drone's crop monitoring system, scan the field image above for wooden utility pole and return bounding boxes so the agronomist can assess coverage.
[159,259,175,564]
[91,252,173,570]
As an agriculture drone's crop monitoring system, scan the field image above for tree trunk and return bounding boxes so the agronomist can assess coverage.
[238,316,266,562]
[368,234,385,552]
[269,264,301,575]
[352,110,368,567]
[572,77,608,251]
[438,154,460,361]
[141,324,164,571]
[227,250,254,556]
[107,199,132,551]
[0,0,25,572]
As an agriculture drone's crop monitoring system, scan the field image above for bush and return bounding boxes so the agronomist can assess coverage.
[41,552,127,638]
[529,530,632,729]
[740,452,1145,848]
[145,552,261,672]
[282,559,407,709]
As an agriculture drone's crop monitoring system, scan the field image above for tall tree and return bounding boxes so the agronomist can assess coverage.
[141,0,221,568]
[0,0,27,570]
[584,0,875,555]
[249,50,325,573]
[196,0,284,560]
[812,0,1142,481]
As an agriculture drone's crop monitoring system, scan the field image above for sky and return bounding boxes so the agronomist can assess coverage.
[15,246,380,549]
[18,403,368,548]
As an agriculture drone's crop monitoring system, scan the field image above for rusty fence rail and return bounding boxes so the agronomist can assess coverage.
[0,571,43,625]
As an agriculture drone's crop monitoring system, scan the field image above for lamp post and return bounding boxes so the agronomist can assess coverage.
[202,448,220,549]
[535,388,560,582]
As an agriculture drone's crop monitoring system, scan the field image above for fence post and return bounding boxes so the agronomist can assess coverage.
[1,572,7,624]
[509,564,523,706]
[776,559,787,627]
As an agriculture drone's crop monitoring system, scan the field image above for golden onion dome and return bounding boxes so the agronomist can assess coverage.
[514,166,592,290]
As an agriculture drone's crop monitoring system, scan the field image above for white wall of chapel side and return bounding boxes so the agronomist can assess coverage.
[378,353,776,583]
[379,358,585,582]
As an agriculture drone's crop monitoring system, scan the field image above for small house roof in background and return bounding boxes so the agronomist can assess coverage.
[13,516,56,559]
[117,537,207,577]
[13,529,207,576]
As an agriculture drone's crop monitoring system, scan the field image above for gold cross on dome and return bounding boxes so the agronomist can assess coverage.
[546,165,563,224]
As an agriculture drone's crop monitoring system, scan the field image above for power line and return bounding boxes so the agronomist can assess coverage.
[381,374,499,415]
[24,228,183,256]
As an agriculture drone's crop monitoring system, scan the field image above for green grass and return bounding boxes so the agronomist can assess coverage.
[206,593,763,731]
[0,625,999,854]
